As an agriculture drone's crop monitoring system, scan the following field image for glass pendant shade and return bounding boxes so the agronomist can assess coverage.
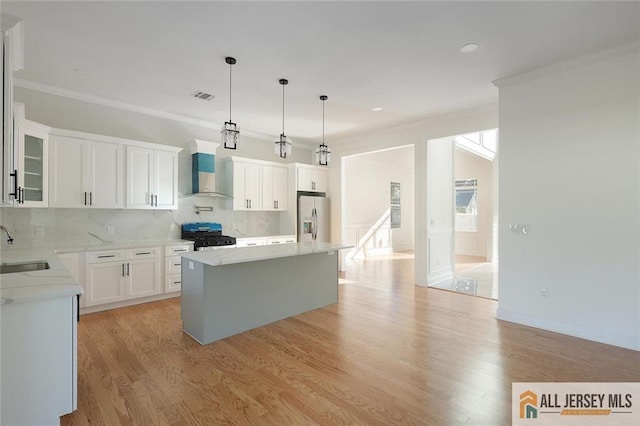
[274,133,292,158]
[221,121,239,150]
[315,142,331,166]
[316,95,330,165]
[222,57,239,150]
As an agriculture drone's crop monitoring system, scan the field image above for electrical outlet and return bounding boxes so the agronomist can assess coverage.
[107,225,115,235]
[35,227,45,239]
[540,288,549,298]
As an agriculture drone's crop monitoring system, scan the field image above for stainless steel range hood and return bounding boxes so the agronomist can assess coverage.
[183,140,230,198]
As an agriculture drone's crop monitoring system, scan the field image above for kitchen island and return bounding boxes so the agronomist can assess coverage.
[181,242,351,344]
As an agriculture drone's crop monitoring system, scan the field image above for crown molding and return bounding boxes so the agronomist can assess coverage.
[13,78,274,141]
[493,41,640,89]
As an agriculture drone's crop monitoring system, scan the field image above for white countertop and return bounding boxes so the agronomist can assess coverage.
[0,239,193,305]
[182,242,352,267]
[0,247,82,305]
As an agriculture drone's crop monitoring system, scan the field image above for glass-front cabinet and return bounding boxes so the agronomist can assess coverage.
[15,120,50,207]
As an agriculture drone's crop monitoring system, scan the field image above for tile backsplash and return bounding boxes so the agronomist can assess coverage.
[0,197,282,249]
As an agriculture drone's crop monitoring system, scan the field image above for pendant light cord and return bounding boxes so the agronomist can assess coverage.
[229,63,232,122]
[322,99,325,144]
[282,83,285,135]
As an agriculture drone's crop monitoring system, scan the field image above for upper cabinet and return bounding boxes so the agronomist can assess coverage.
[50,129,180,210]
[14,119,50,207]
[262,164,288,211]
[126,147,178,210]
[296,165,328,193]
[222,157,290,211]
[49,135,124,209]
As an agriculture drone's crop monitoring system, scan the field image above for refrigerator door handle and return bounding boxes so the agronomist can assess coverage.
[312,208,318,240]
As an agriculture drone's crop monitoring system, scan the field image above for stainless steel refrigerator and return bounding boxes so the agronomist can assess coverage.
[297,194,330,242]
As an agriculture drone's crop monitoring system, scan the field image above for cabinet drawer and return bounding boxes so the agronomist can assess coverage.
[126,247,160,260]
[165,275,181,292]
[165,244,193,256]
[267,236,297,244]
[235,239,266,247]
[85,250,125,264]
[166,255,183,274]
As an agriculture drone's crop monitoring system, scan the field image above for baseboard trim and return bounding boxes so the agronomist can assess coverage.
[496,307,640,351]
[80,292,180,315]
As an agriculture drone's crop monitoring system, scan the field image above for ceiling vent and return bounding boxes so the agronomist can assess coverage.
[192,91,214,101]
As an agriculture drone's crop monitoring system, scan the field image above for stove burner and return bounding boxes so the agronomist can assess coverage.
[181,222,236,249]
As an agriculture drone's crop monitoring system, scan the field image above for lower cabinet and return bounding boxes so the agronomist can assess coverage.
[1,295,77,425]
[84,247,161,307]
[165,243,194,292]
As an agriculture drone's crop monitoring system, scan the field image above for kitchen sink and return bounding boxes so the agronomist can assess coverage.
[0,261,50,274]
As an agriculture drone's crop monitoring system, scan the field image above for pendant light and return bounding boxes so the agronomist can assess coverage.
[316,95,331,166]
[274,79,292,159]
[221,57,239,150]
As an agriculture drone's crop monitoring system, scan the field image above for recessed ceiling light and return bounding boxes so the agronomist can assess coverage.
[459,43,479,54]
[372,106,383,112]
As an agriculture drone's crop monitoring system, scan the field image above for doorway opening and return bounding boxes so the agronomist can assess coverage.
[341,145,415,265]
[428,129,499,299]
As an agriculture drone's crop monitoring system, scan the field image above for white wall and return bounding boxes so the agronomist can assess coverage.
[343,146,414,255]
[454,147,494,259]
[496,48,640,350]
[425,137,454,284]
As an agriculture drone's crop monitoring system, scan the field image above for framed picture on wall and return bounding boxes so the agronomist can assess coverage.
[390,206,401,228]
[390,182,401,205]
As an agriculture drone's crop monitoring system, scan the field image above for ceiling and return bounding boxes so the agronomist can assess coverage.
[3,1,639,147]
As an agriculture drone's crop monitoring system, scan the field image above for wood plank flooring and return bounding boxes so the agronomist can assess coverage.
[62,254,640,425]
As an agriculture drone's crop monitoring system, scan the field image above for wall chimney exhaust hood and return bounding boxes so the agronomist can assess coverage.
[182,140,230,198]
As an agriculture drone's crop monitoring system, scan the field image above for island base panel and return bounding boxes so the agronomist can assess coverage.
[182,252,338,344]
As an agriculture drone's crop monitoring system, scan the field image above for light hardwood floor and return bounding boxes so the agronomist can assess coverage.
[62,254,640,425]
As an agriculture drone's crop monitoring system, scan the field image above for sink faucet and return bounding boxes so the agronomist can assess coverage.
[0,225,14,245]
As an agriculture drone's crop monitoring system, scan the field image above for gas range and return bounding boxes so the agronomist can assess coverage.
[181,222,236,251]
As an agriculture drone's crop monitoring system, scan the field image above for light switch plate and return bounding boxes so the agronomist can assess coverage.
[509,224,530,234]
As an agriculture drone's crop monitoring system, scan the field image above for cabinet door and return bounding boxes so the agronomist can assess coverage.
[311,169,328,193]
[126,146,153,209]
[87,141,124,208]
[272,166,288,210]
[232,162,261,210]
[154,150,178,209]
[126,258,161,299]
[263,165,288,211]
[244,163,262,210]
[85,262,125,306]
[49,136,86,208]
[16,125,48,207]
[296,167,312,191]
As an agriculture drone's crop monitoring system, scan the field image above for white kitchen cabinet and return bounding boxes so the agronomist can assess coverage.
[267,235,297,244]
[13,119,50,207]
[230,160,262,211]
[164,243,193,292]
[126,147,178,210]
[49,135,124,208]
[263,164,288,211]
[235,237,267,247]
[84,247,161,307]
[1,295,77,425]
[297,165,328,193]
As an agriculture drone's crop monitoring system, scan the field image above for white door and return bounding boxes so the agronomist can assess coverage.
[154,150,178,209]
[311,169,328,193]
[85,262,125,306]
[126,146,153,209]
[49,136,86,208]
[126,258,161,299]
[297,167,312,191]
[87,141,124,208]
[232,162,249,210]
[244,163,262,210]
[272,165,288,210]
[16,125,49,207]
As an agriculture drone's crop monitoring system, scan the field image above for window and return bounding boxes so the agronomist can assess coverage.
[455,179,478,232]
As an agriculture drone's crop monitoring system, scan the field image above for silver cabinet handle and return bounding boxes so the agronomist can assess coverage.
[135,252,151,256]
[126,262,130,276]
[97,254,116,259]
[121,263,125,277]
[84,192,87,206]
[90,192,93,206]
[173,249,187,253]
